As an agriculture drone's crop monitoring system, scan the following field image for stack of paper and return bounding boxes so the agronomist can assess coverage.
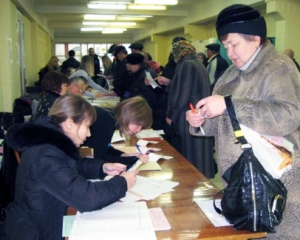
[88,96,120,107]
[121,176,179,202]
[69,202,156,240]
[136,129,163,140]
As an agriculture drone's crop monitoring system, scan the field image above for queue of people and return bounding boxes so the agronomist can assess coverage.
[1,3,300,239]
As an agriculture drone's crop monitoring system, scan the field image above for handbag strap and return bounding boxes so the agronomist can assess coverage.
[224,95,250,148]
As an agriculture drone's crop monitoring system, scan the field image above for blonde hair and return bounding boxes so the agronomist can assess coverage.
[49,94,96,127]
[79,55,94,76]
[47,56,59,71]
[101,55,112,75]
[115,96,152,135]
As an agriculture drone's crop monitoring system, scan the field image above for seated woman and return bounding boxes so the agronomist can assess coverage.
[2,94,138,240]
[70,55,115,98]
[31,71,69,121]
[36,56,60,85]
[84,96,152,168]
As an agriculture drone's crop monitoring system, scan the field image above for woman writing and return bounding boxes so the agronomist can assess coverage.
[2,94,138,240]
[186,4,300,239]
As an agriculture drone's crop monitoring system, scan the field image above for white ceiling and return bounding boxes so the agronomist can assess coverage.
[32,0,199,40]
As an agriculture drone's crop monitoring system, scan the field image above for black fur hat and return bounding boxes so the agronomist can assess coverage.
[216,4,267,40]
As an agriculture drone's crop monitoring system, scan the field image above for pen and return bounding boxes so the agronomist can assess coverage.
[189,103,205,135]
[136,143,142,154]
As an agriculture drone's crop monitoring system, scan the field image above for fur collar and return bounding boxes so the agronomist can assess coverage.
[5,116,79,160]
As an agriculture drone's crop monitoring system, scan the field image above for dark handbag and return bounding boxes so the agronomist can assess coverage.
[213,95,287,233]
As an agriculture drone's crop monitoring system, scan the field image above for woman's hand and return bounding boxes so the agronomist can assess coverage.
[186,110,205,127]
[155,76,170,86]
[103,163,126,176]
[138,154,149,163]
[105,91,116,96]
[121,170,139,189]
[196,95,226,118]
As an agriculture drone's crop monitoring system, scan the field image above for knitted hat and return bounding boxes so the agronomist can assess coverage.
[129,42,143,50]
[205,43,220,52]
[126,53,145,65]
[114,46,127,57]
[216,4,267,40]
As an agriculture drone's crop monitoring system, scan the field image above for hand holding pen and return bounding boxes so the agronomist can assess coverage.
[188,103,205,135]
[135,144,150,163]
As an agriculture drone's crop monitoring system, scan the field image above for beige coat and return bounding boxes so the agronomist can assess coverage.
[191,42,300,239]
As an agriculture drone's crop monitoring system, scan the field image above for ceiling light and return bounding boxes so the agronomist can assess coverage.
[109,22,136,25]
[81,27,104,31]
[82,21,109,25]
[84,14,116,20]
[87,4,127,9]
[116,17,147,21]
[89,1,131,3]
[134,0,177,5]
[102,28,126,34]
[128,5,166,10]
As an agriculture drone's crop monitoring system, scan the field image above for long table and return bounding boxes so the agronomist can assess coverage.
[69,138,267,240]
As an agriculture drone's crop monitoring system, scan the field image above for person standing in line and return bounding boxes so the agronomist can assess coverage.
[158,40,215,178]
[2,94,138,240]
[205,43,229,93]
[61,50,80,73]
[186,4,300,239]
[88,47,102,85]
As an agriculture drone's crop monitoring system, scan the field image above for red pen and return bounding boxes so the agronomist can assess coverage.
[189,103,205,135]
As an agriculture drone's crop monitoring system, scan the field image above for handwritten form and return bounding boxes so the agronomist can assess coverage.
[69,202,156,240]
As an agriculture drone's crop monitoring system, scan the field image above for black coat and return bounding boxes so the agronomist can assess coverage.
[61,57,80,72]
[31,90,60,121]
[167,54,215,178]
[1,117,127,240]
[84,107,138,169]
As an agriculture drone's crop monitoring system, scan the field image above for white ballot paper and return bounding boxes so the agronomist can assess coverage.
[69,202,156,240]
[145,71,161,89]
[194,199,232,227]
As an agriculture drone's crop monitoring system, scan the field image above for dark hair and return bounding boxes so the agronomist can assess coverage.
[68,50,75,57]
[41,71,69,93]
[115,96,152,135]
[49,94,96,126]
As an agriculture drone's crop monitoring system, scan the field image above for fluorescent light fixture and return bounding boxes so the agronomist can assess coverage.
[102,29,126,34]
[87,4,127,9]
[116,17,146,21]
[84,14,116,20]
[89,1,131,3]
[81,27,104,31]
[128,5,166,10]
[103,28,127,31]
[82,21,109,25]
[109,22,136,26]
[134,0,177,5]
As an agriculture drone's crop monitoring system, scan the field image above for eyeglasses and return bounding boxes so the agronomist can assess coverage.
[74,83,85,93]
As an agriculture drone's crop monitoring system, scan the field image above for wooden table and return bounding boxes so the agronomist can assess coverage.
[69,138,267,240]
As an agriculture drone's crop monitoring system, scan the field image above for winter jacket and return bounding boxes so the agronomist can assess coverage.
[1,116,127,240]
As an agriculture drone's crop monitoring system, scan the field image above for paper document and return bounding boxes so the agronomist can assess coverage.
[145,71,161,89]
[69,202,156,240]
[194,199,232,227]
[149,208,171,231]
[138,161,162,171]
[136,129,163,139]
[111,130,125,143]
[62,215,75,237]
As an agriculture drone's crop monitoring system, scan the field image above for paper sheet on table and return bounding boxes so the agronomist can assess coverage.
[148,152,173,161]
[138,161,162,171]
[121,175,179,202]
[149,208,171,231]
[145,71,161,89]
[136,129,163,139]
[194,199,232,227]
[69,202,156,240]
[0,139,3,145]
[111,130,125,143]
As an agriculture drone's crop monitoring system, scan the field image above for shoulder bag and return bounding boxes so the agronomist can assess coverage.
[213,95,287,232]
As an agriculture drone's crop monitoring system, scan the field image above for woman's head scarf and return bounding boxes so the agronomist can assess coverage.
[172,40,196,63]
